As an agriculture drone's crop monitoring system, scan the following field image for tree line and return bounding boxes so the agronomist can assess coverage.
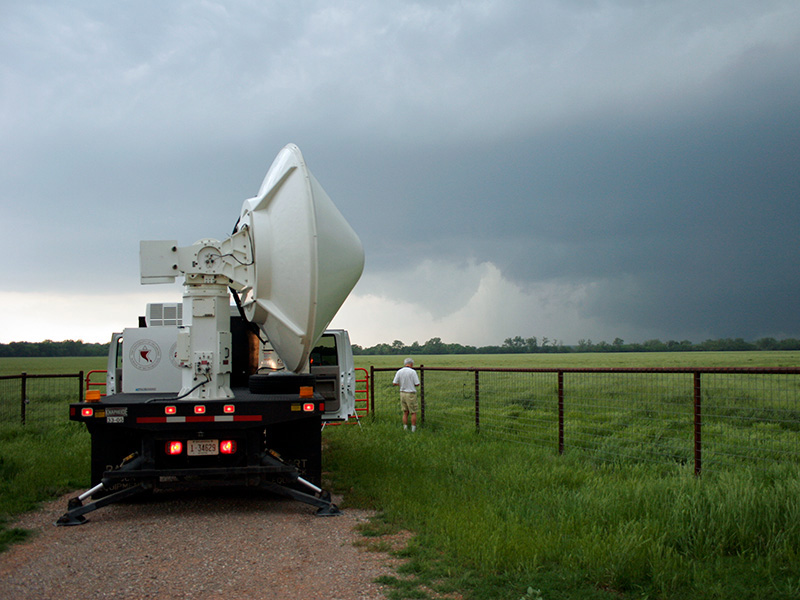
[3,336,799,358]
[0,340,111,357]
[352,336,800,355]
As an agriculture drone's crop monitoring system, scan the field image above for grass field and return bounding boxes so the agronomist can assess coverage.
[1,353,798,598]
[356,350,800,370]
[324,421,800,600]
[362,352,800,468]
[0,356,107,377]
[336,352,800,598]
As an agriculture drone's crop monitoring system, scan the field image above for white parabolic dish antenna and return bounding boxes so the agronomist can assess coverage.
[235,144,365,373]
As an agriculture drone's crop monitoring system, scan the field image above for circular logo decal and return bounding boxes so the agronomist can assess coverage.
[129,339,162,371]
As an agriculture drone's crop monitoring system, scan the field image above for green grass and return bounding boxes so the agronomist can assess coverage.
[0,421,90,550]
[357,350,800,370]
[0,356,107,377]
[334,351,800,599]
[2,352,799,600]
[0,357,96,550]
[363,352,800,470]
[324,418,800,600]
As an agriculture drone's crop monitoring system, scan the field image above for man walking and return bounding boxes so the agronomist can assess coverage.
[393,357,420,432]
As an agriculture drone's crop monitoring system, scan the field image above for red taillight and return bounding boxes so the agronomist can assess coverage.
[165,405,177,415]
[81,407,94,417]
[166,441,183,455]
[194,405,206,414]
[220,440,237,454]
[223,404,235,414]
[302,402,315,412]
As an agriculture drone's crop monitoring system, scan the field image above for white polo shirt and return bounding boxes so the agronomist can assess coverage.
[393,366,420,393]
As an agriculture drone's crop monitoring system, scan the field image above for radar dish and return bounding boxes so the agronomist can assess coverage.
[236,144,364,373]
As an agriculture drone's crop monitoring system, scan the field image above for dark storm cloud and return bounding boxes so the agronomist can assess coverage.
[2,0,799,343]
[313,37,800,342]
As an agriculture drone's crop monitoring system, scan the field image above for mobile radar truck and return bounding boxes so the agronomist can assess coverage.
[57,144,364,525]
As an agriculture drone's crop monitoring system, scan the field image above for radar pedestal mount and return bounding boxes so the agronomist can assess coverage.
[140,144,364,401]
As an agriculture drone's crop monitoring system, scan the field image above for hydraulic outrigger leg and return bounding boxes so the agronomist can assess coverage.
[56,455,150,526]
[258,451,341,516]
[55,452,340,525]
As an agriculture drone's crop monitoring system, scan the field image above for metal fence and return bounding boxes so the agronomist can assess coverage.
[0,372,84,427]
[370,366,800,474]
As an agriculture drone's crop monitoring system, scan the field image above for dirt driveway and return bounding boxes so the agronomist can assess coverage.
[0,490,398,600]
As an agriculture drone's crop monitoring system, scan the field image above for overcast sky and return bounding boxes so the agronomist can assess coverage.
[2,1,799,348]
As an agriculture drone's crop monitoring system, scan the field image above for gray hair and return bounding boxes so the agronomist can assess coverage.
[403,357,414,366]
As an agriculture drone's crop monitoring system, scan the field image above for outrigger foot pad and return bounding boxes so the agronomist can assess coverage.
[314,489,341,515]
[55,512,87,527]
[315,503,342,517]
[56,496,89,526]
[54,483,150,527]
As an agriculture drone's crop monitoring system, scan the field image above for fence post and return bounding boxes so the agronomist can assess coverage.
[369,365,375,417]
[20,372,27,425]
[558,371,564,455]
[694,371,702,476]
[474,369,480,433]
[419,365,425,424]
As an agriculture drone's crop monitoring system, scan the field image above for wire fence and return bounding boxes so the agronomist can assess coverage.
[0,372,84,428]
[370,366,800,473]
[6,367,800,474]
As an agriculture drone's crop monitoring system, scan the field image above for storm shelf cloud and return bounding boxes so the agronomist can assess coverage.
[1,1,799,347]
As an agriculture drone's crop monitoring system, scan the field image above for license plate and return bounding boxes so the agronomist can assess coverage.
[187,439,218,456]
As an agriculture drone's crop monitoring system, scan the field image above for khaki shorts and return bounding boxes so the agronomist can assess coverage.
[400,391,418,414]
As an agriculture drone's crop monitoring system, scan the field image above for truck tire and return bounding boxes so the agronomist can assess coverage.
[248,373,316,395]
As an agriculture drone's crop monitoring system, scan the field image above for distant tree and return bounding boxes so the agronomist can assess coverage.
[422,337,446,354]
[0,340,109,357]
[642,339,667,352]
[755,337,778,351]
[778,339,800,350]
[349,335,800,356]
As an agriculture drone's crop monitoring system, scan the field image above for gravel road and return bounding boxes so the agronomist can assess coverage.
[0,489,400,600]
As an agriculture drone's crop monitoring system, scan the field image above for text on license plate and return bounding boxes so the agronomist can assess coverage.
[188,439,218,456]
